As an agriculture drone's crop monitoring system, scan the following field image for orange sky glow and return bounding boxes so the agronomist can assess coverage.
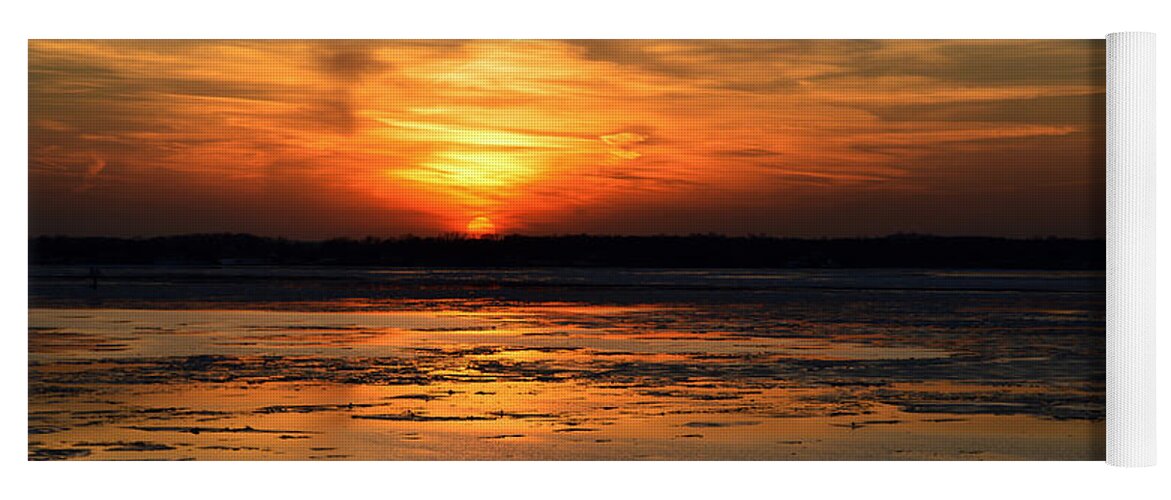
[29,40,1105,238]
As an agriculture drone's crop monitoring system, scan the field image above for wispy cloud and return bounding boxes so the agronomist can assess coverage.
[29,40,1105,238]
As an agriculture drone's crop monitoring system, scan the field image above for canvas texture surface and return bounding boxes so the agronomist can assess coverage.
[28,40,1106,460]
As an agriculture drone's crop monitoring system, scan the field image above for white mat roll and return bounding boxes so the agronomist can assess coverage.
[1106,31,1156,467]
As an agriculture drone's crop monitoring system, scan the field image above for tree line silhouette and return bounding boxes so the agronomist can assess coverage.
[29,233,1104,269]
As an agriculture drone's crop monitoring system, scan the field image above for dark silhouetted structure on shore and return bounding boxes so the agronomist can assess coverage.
[29,233,1104,269]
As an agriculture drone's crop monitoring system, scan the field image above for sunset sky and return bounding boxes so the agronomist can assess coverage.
[29,40,1105,238]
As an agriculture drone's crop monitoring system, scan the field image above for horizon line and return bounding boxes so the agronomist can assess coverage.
[29,232,1107,242]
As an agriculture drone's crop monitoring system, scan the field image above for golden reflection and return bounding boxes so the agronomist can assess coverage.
[30,293,1104,460]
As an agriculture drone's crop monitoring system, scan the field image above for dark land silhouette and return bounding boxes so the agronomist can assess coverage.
[29,233,1105,269]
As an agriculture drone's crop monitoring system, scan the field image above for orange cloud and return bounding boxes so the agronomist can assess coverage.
[29,40,1105,238]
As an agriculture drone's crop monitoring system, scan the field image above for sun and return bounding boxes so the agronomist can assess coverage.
[465,216,497,237]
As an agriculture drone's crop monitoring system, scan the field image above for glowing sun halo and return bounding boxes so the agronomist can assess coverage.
[466,216,497,237]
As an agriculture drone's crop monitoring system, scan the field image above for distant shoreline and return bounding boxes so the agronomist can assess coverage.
[29,234,1106,270]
